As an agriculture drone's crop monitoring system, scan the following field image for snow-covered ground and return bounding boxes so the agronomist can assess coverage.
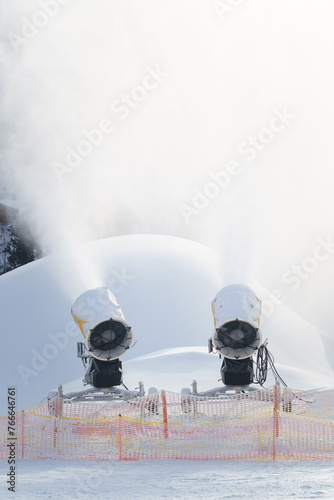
[1,460,334,500]
[2,0,334,497]
[1,235,334,499]
[1,235,334,416]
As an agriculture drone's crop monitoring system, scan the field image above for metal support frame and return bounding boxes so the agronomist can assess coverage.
[48,382,145,404]
[190,380,261,398]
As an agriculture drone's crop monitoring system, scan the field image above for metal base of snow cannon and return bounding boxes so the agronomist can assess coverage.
[195,385,261,397]
[47,382,145,409]
[188,380,261,398]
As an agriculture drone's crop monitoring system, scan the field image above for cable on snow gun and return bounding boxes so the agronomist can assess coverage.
[209,284,262,389]
[180,284,291,415]
[206,283,288,395]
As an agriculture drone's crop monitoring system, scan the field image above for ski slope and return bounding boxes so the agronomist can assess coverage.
[1,235,334,499]
[2,0,334,497]
[1,459,334,500]
[1,234,334,417]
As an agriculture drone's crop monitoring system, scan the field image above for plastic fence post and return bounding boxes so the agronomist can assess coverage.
[161,390,168,439]
[53,397,59,450]
[273,385,280,460]
[119,414,122,461]
[21,410,24,459]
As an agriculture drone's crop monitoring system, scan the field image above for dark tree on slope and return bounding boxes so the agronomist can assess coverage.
[4,223,41,272]
[0,223,11,274]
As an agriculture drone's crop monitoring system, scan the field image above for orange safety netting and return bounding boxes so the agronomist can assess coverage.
[1,387,334,460]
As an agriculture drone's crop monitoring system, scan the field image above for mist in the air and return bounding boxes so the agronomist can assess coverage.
[1,0,334,338]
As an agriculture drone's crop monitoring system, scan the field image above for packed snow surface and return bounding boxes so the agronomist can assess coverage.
[2,0,334,496]
[1,235,334,415]
[1,236,334,500]
[1,460,334,500]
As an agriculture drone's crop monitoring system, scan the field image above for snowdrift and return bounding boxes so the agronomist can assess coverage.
[0,235,333,416]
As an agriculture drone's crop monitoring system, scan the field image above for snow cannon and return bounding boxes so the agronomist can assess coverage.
[71,287,133,388]
[211,284,262,359]
[209,285,262,387]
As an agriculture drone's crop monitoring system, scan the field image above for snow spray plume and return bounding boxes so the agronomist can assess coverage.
[1,0,334,335]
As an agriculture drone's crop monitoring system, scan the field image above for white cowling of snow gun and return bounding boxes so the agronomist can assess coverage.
[182,285,287,406]
[209,284,262,388]
[71,287,134,389]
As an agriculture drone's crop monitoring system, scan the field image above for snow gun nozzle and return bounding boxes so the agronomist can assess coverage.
[71,287,133,362]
